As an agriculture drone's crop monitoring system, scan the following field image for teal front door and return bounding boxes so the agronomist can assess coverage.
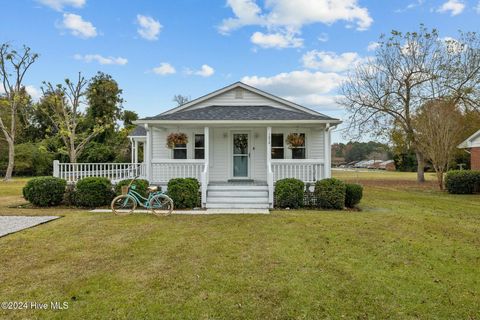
[233,133,249,178]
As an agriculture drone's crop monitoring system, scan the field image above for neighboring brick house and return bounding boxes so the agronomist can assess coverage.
[458,129,480,170]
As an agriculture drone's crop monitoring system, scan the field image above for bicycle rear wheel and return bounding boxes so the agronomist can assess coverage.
[111,195,137,215]
[149,194,174,216]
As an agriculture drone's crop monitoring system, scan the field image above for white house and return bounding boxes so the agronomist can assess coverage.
[54,82,341,208]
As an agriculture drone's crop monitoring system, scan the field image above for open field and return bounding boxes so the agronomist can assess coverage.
[0,172,479,319]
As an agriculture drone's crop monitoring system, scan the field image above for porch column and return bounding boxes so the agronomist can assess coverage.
[145,124,152,181]
[201,126,209,208]
[130,137,134,164]
[324,124,331,178]
[266,127,274,208]
[134,140,139,163]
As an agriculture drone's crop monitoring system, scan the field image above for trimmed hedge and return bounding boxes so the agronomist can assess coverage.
[445,170,480,194]
[75,177,114,208]
[275,178,304,208]
[115,179,149,198]
[315,178,346,210]
[23,176,66,207]
[167,178,200,209]
[345,183,363,208]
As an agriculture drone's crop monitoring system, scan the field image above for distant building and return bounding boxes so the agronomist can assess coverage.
[458,129,480,170]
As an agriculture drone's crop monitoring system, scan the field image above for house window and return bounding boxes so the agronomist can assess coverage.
[271,133,284,159]
[291,133,306,159]
[173,143,187,159]
[194,134,205,159]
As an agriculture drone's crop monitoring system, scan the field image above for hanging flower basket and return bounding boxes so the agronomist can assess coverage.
[286,133,304,149]
[166,132,188,149]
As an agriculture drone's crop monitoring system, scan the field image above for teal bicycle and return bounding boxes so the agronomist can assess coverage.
[111,176,174,216]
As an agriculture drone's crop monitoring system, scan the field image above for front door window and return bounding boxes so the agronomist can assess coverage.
[233,133,248,177]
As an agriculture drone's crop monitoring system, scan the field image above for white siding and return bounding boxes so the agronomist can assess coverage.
[151,127,204,160]
[252,128,267,181]
[186,88,292,111]
[308,128,325,160]
[209,128,229,181]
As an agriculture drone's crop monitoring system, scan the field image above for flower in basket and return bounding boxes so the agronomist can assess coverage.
[286,133,304,149]
[166,132,188,149]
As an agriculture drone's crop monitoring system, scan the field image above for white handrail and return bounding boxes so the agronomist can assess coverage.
[271,159,324,183]
[53,162,146,183]
[151,160,205,183]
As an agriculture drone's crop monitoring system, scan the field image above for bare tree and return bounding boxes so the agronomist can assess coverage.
[413,100,463,189]
[40,73,108,163]
[173,94,190,106]
[339,26,480,182]
[0,44,38,180]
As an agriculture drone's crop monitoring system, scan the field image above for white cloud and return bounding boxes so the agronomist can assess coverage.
[395,0,424,12]
[475,1,480,13]
[242,70,343,95]
[301,50,363,72]
[186,64,215,77]
[219,0,373,34]
[318,33,329,42]
[250,31,303,48]
[60,13,97,38]
[242,70,344,109]
[37,0,85,11]
[367,41,379,51]
[74,54,127,65]
[136,15,162,41]
[152,63,176,75]
[283,94,343,109]
[218,0,264,35]
[25,85,41,101]
[437,0,465,15]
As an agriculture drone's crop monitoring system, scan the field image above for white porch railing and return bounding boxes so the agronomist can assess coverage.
[151,159,205,183]
[53,160,146,183]
[271,159,324,183]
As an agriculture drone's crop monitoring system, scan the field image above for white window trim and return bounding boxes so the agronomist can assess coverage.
[194,133,205,159]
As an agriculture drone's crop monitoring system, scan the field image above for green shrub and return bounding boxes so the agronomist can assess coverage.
[167,178,200,209]
[115,179,149,198]
[445,170,480,194]
[75,177,113,208]
[315,178,346,210]
[274,178,304,208]
[345,183,363,208]
[23,177,66,207]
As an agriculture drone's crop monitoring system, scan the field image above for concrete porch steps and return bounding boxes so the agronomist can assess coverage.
[206,183,269,209]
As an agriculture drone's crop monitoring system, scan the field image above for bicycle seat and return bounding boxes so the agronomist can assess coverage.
[147,186,158,192]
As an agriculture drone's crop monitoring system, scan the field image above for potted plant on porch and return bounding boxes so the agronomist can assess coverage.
[166,132,188,149]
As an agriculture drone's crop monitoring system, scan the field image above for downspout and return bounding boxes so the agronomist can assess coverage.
[323,123,338,179]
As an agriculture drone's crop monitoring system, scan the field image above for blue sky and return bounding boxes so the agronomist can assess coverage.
[1,0,479,142]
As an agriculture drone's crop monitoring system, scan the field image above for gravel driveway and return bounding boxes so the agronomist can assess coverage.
[0,216,59,237]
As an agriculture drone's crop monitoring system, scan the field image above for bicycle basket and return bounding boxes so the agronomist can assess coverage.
[121,186,129,195]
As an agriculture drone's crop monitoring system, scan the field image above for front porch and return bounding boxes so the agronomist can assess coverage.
[53,125,332,208]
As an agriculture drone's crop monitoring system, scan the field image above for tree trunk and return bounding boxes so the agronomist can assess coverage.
[436,170,444,190]
[415,150,425,183]
[4,139,14,181]
[69,148,77,164]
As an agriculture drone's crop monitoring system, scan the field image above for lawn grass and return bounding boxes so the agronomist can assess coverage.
[0,172,479,319]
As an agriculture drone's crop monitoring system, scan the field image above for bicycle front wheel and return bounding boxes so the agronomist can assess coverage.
[111,195,137,215]
[149,194,174,216]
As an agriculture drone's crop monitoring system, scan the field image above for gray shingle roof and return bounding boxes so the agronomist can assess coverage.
[130,125,146,136]
[142,105,336,121]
